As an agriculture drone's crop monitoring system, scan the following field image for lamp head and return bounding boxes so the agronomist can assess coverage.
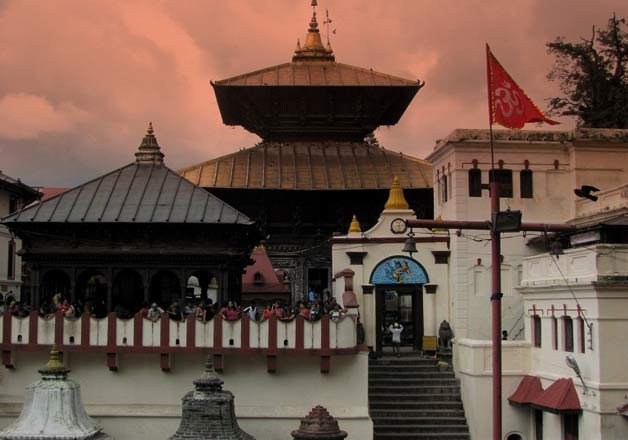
[565,355,581,375]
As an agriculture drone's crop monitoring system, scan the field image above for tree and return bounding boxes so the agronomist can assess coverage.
[547,14,628,128]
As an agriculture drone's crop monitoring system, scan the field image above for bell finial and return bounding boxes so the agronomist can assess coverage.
[293,0,334,62]
[136,122,165,165]
[384,176,410,210]
[348,214,362,233]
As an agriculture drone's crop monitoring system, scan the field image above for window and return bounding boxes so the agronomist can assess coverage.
[253,272,263,284]
[468,168,482,197]
[520,169,533,198]
[552,316,558,350]
[533,315,542,347]
[577,317,585,353]
[563,413,579,440]
[7,240,15,280]
[489,169,513,198]
[535,409,543,440]
[9,197,18,214]
[441,174,448,203]
[564,316,574,352]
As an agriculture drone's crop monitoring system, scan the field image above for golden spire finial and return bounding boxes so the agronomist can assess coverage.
[146,121,154,136]
[293,0,334,62]
[348,214,362,233]
[45,345,64,370]
[384,176,410,210]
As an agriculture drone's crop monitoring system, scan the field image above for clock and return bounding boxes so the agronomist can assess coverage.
[390,218,407,234]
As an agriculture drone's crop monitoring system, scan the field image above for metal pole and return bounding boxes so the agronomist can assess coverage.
[490,181,502,440]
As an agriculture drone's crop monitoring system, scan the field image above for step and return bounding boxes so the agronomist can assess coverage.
[374,424,470,433]
[370,401,464,410]
[369,385,461,395]
[369,393,463,402]
[370,409,466,418]
[370,372,456,379]
[374,433,470,440]
[369,378,458,386]
[373,416,468,426]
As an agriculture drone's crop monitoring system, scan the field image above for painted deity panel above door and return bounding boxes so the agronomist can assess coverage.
[370,256,428,285]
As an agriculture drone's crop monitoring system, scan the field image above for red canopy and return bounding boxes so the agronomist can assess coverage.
[532,378,582,414]
[508,375,544,406]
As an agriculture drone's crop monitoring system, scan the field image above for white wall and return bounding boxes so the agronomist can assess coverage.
[0,351,372,440]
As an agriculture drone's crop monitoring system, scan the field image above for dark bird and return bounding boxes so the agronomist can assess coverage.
[574,185,600,201]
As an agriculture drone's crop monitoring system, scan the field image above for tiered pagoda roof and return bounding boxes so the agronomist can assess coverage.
[210,0,424,142]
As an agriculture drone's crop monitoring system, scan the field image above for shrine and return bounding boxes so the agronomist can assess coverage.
[178,0,433,301]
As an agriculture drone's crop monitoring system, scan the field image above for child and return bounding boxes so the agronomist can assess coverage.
[388,322,404,357]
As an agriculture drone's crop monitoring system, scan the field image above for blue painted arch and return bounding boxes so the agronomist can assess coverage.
[369,255,429,285]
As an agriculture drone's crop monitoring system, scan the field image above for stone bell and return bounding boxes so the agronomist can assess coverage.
[0,346,112,440]
[169,356,255,440]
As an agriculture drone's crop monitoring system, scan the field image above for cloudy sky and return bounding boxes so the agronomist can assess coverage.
[0,0,623,187]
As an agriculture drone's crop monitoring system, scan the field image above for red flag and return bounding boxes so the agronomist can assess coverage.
[486,44,559,129]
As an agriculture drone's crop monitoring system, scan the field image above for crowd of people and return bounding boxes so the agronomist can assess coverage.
[137,296,348,323]
[1,292,348,324]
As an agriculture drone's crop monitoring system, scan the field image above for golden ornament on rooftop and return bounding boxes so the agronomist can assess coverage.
[348,214,362,233]
[384,176,409,210]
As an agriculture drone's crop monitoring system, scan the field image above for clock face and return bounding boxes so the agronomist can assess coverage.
[390,218,407,234]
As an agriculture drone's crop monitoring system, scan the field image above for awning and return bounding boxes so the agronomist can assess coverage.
[508,375,544,406]
[532,378,582,414]
[617,402,628,418]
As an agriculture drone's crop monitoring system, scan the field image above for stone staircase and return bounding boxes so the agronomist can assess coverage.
[369,353,471,440]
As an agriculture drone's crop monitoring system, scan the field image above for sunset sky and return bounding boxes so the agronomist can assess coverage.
[0,0,624,187]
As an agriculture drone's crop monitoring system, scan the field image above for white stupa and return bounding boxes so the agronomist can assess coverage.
[0,346,112,440]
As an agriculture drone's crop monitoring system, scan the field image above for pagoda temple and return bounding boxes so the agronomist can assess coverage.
[179,0,433,300]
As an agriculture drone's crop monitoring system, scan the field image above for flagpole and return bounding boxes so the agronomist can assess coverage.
[486,44,502,440]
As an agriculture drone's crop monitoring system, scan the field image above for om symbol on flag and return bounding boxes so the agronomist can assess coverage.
[494,81,524,117]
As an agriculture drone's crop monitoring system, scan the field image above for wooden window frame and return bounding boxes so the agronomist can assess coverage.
[520,169,533,198]
[563,315,574,353]
[533,315,542,348]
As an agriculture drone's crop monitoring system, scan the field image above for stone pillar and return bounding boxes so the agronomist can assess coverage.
[291,406,348,440]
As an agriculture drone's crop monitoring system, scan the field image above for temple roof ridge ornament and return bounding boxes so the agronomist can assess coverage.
[384,176,410,210]
[293,0,335,62]
[348,214,362,233]
[135,121,165,165]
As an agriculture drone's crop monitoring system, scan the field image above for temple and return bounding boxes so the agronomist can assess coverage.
[179,0,432,301]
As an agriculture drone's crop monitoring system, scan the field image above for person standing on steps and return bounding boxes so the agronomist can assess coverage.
[388,322,404,357]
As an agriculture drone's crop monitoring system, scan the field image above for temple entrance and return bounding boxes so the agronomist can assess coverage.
[370,256,428,353]
[375,286,423,351]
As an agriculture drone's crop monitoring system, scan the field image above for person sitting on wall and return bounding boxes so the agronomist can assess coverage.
[309,302,321,321]
[388,322,404,358]
[298,302,310,320]
[39,302,54,318]
[167,300,184,321]
[204,300,215,321]
[195,300,207,321]
[52,293,62,310]
[184,300,196,318]
[243,301,257,321]
[271,301,284,319]
[221,301,240,321]
[114,303,131,320]
[261,305,272,320]
[59,299,72,316]
[138,302,149,319]
[12,302,29,318]
[329,303,346,321]
[307,288,317,303]
[147,303,164,322]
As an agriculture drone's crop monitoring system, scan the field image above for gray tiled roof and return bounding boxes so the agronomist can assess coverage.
[3,163,251,225]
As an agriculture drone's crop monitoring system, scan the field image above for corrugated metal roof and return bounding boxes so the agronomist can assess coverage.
[178,142,432,190]
[4,163,251,225]
[508,375,544,405]
[0,171,41,199]
[214,62,420,87]
[531,378,582,413]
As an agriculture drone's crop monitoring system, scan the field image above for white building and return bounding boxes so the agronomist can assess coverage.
[0,173,39,303]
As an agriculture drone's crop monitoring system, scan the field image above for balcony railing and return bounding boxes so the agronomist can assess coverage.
[0,312,360,373]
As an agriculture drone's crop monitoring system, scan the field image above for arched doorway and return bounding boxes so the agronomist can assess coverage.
[186,271,219,305]
[149,271,180,307]
[40,269,71,306]
[76,269,108,317]
[112,269,144,315]
[370,256,429,352]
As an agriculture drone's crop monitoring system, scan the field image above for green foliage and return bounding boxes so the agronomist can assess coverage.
[547,14,628,128]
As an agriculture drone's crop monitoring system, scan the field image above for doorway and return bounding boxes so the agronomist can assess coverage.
[375,285,423,352]
[307,267,329,301]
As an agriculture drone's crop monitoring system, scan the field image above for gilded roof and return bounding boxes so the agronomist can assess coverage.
[178,141,432,190]
[214,62,420,87]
